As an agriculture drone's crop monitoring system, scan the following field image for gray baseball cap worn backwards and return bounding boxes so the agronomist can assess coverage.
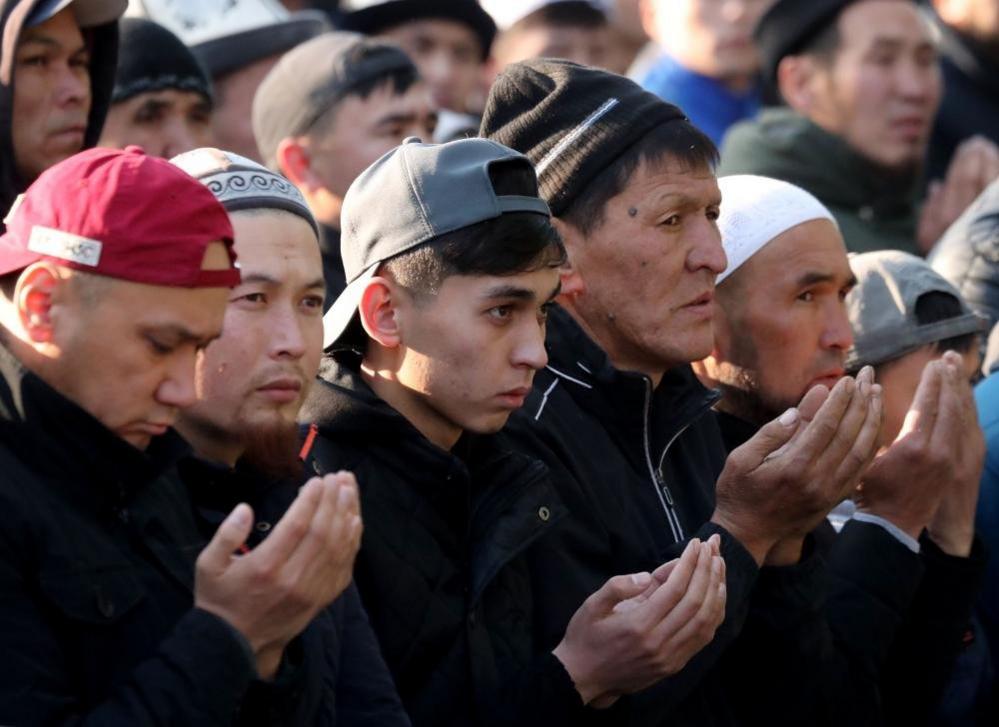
[322,136,551,351]
[845,250,989,371]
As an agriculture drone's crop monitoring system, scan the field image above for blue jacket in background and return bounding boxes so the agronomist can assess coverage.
[975,373,999,661]
[636,53,760,147]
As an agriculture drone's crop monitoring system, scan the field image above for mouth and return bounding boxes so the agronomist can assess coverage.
[497,387,531,409]
[890,116,929,141]
[679,292,715,317]
[808,370,846,391]
[256,378,303,404]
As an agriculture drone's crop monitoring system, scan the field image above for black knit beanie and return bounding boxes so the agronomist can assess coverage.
[113,18,213,105]
[479,58,687,217]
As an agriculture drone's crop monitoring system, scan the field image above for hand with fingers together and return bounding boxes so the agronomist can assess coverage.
[553,535,727,707]
[712,367,884,566]
[193,471,363,679]
[855,358,962,541]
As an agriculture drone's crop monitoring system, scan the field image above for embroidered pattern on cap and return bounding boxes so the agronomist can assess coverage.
[28,226,103,267]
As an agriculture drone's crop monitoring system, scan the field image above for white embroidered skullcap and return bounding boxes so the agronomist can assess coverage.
[717,175,838,284]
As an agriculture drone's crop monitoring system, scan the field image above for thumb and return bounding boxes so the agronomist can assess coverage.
[592,572,653,614]
[197,503,254,575]
[734,407,801,470]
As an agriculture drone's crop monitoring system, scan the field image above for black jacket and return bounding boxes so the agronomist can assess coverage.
[0,0,119,227]
[717,409,988,727]
[501,306,770,725]
[0,342,265,724]
[300,354,596,727]
[179,456,412,727]
[927,7,999,183]
[930,178,999,331]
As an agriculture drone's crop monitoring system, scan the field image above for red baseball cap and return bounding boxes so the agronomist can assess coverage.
[0,146,239,288]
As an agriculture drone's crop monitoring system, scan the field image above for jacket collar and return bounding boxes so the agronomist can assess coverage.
[542,305,720,461]
[0,338,190,511]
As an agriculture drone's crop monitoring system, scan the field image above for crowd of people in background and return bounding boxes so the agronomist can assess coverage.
[0,0,998,725]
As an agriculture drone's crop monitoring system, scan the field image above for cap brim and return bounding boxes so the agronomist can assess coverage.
[28,0,127,27]
[322,263,378,351]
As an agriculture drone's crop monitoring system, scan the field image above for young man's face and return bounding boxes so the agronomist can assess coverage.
[561,157,726,375]
[99,89,214,159]
[709,219,855,422]
[388,266,559,442]
[181,211,325,445]
[646,0,773,84]
[378,19,483,112]
[495,21,610,70]
[875,344,981,447]
[12,8,91,182]
[803,0,942,171]
[30,244,232,450]
[305,80,437,201]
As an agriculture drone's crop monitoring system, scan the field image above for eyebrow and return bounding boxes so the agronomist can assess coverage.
[796,271,858,288]
[653,192,722,208]
[18,33,86,55]
[145,323,218,348]
[482,280,562,302]
[239,273,326,290]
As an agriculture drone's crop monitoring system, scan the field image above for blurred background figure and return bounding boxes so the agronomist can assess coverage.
[126,0,327,160]
[483,0,611,72]
[336,0,495,116]
[926,0,999,182]
[0,0,125,228]
[98,18,213,158]
[253,32,436,305]
[634,0,773,145]
[931,178,999,332]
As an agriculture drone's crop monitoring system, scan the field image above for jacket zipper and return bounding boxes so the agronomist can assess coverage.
[643,379,684,542]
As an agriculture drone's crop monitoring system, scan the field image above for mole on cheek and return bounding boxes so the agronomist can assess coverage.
[628,207,638,218]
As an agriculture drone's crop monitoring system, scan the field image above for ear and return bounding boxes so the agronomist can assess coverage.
[551,217,586,301]
[15,263,60,344]
[358,277,402,349]
[276,137,320,192]
[777,55,820,114]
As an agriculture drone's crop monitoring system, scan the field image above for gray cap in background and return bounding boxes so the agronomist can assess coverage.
[322,136,551,350]
[252,31,417,169]
[28,0,126,27]
[845,250,988,370]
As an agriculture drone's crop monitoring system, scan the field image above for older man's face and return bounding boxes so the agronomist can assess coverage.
[710,219,856,422]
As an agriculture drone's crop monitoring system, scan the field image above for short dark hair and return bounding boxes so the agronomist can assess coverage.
[382,159,565,295]
[515,1,607,31]
[0,272,16,301]
[798,19,842,65]
[308,55,420,138]
[913,291,978,355]
[560,120,718,235]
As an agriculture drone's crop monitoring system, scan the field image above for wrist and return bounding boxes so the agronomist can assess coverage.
[926,526,974,558]
[552,642,603,705]
[709,510,775,567]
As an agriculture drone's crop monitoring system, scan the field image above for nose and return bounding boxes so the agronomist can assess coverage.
[57,62,89,107]
[513,319,549,372]
[687,220,728,276]
[721,0,748,22]
[896,57,937,103]
[155,350,199,410]
[821,299,854,352]
[269,304,310,360]
[161,117,200,159]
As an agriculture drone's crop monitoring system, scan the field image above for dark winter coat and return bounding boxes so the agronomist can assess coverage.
[719,107,923,255]
[0,0,119,226]
[300,354,596,727]
[179,456,412,727]
[927,8,999,183]
[0,341,275,724]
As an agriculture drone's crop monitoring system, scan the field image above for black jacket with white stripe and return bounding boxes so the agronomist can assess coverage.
[502,305,764,725]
